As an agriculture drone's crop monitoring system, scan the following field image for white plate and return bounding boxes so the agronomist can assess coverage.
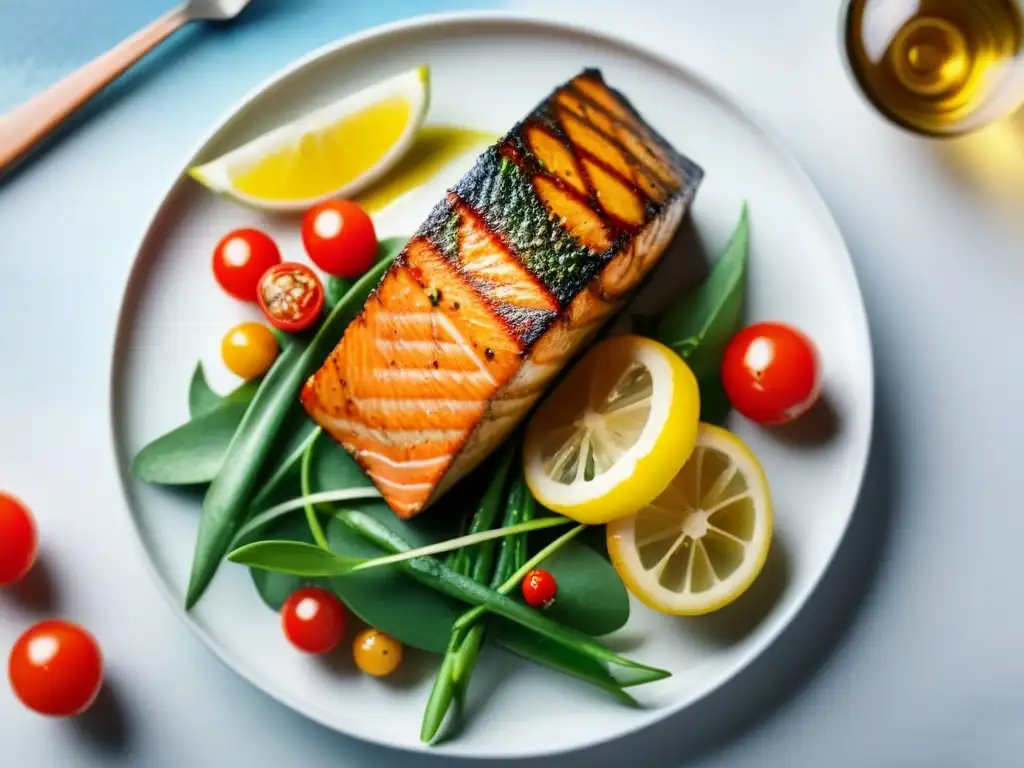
[110,12,873,760]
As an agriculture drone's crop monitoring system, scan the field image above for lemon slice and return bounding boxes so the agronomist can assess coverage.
[607,423,772,615]
[523,335,700,525]
[189,66,430,212]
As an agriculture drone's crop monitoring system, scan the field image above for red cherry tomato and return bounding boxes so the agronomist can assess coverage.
[281,587,347,654]
[257,263,324,333]
[301,200,378,278]
[0,493,37,587]
[9,620,103,717]
[212,228,281,302]
[521,569,557,608]
[721,321,821,425]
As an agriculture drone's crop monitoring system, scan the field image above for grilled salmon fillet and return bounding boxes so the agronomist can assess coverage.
[301,69,703,518]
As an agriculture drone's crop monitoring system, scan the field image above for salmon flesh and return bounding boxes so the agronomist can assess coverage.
[301,69,703,518]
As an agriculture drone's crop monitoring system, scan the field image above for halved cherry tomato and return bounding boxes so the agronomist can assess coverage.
[257,263,324,333]
[301,200,378,279]
[221,321,278,380]
[9,620,103,717]
[281,587,347,654]
[721,321,821,425]
[212,228,281,302]
[0,493,37,587]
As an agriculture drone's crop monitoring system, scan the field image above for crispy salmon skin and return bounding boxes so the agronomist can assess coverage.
[301,68,703,518]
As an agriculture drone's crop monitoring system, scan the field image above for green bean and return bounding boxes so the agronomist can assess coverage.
[453,524,586,633]
[184,252,397,609]
[336,508,669,687]
[420,634,464,741]
[464,448,516,580]
[423,467,534,741]
[490,474,527,586]
[513,487,535,575]
[421,448,515,742]
[492,621,638,707]
[447,481,537,701]
[335,507,643,733]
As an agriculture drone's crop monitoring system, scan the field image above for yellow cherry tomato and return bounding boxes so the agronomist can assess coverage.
[353,629,402,677]
[221,321,278,380]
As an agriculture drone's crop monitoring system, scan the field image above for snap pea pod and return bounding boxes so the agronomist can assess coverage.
[325,276,355,311]
[335,508,668,686]
[185,248,400,609]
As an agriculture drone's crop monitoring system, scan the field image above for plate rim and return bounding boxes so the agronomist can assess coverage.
[108,9,875,759]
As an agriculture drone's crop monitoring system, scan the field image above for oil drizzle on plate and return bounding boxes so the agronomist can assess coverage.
[356,125,496,214]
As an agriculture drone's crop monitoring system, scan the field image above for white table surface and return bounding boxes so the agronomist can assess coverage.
[2,1,1023,765]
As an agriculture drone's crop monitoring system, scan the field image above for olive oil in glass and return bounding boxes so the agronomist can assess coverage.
[844,0,1024,135]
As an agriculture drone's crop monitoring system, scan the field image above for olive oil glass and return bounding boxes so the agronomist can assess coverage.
[842,0,1024,136]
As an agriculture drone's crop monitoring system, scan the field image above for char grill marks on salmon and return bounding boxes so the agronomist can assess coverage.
[301,68,703,518]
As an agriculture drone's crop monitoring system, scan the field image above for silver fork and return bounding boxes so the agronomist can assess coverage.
[0,0,255,173]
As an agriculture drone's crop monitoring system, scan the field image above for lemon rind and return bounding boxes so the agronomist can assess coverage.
[523,336,701,525]
[187,65,430,212]
[607,423,773,616]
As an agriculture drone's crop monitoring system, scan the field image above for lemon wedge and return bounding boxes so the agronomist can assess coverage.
[523,335,700,525]
[607,423,772,615]
[189,66,430,212]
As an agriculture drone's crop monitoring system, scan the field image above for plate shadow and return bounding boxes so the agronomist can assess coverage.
[768,394,842,449]
[72,675,134,759]
[682,532,791,649]
[3,551,62,615]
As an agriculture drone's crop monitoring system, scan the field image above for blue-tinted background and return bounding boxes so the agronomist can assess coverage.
[0,0,485,125]
[5,3,1024,768]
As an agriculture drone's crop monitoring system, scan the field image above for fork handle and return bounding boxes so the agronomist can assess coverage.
[0,5,190,173]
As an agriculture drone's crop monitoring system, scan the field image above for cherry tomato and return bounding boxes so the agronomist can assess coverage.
[257,263,324,333]
[301,200,378,278]
[0,493,37,587]
[221,321,278,380]
[281,587,346,654]
[521,569,557,608]
[9,620,103,717]
[212,228,281,302]
[721,321,821,425]
[353,629,402,677]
